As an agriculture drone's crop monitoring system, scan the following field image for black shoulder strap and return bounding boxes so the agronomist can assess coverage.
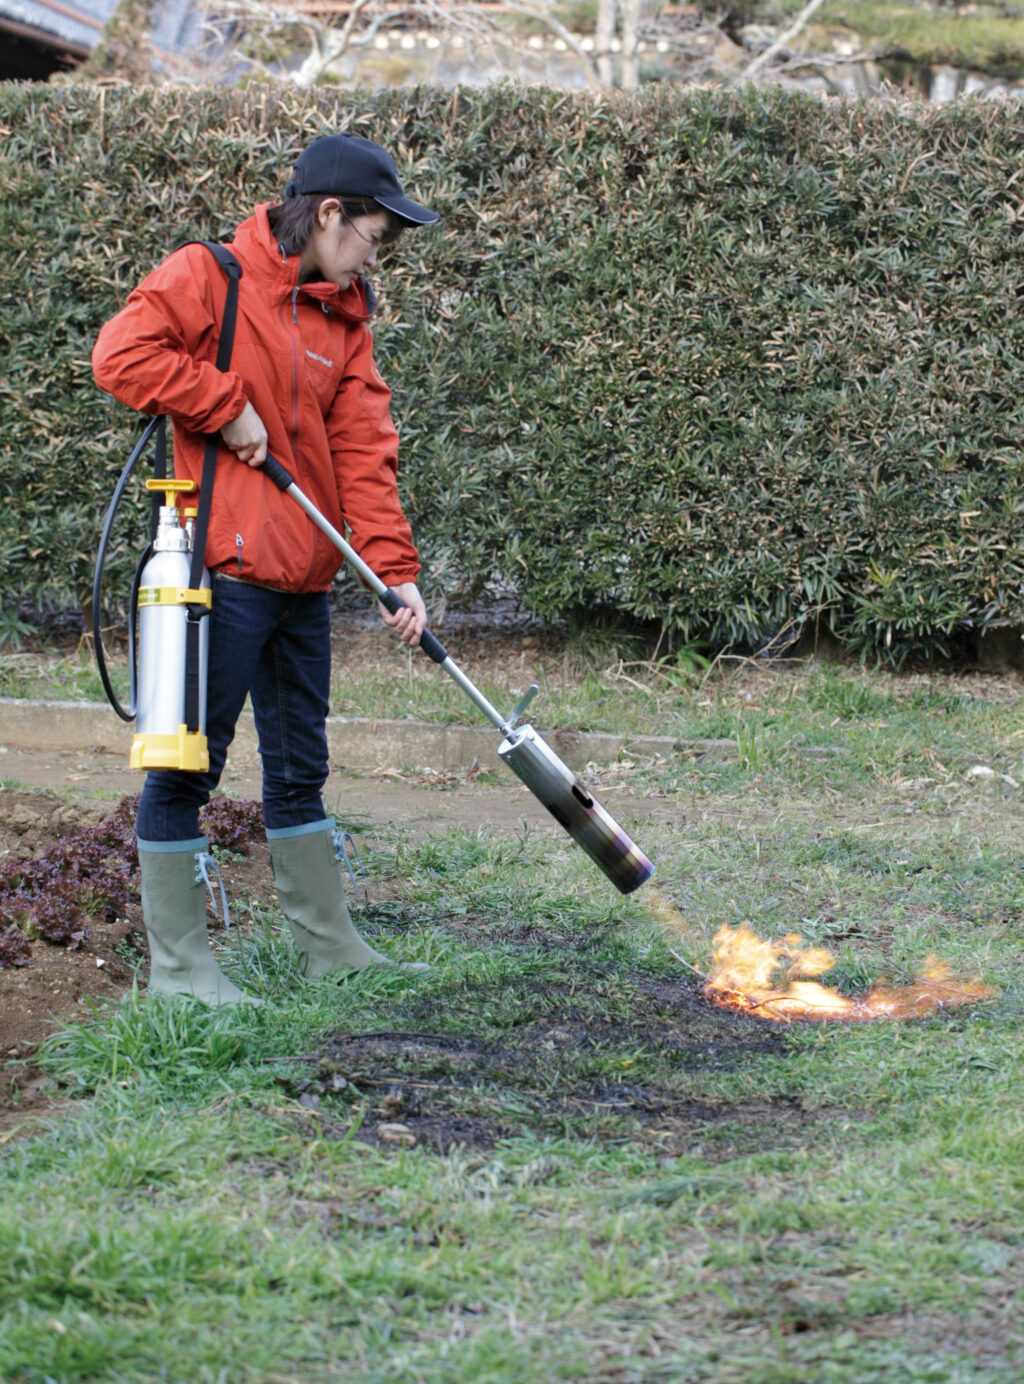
[184,242,242,590]
[195,242,243,375]
[182,241,243,734]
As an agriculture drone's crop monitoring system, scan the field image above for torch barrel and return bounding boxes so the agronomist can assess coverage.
[498,724,654,895]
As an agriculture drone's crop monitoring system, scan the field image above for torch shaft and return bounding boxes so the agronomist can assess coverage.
[436,656,513,734]
[266,465,513,734]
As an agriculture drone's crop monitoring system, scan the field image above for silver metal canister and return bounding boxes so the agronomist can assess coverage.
[134,506,210,753]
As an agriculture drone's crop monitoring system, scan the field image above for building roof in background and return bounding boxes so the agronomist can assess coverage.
[0,0,110,56]
[0,0,215,78]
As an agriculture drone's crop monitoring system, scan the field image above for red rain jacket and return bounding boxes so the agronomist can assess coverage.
[92,203,420,592]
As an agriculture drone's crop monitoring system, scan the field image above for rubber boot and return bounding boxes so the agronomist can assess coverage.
[138,837,260,1006]
[267,819,427,977]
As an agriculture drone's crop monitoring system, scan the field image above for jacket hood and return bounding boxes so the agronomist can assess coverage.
[229,203,378,323]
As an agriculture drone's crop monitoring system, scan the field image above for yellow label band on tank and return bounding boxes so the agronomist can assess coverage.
[137,587,213,608]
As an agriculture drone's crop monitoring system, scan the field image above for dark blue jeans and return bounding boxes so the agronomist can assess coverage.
[136,574,331,841]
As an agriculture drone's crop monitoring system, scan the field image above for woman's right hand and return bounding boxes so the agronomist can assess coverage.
[221,402,268,466]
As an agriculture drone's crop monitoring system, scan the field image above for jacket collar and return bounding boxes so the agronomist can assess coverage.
[230,202,377,324]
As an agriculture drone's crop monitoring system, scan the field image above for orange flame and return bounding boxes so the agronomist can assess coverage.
[644,889,994,1023]
[705,923,994,1023]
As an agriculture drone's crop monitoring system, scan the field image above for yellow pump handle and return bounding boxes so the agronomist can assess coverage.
[145,478,197,509]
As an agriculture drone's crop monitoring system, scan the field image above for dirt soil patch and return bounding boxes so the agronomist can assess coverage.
[273,976,798,1160]
[0,788,282,1134]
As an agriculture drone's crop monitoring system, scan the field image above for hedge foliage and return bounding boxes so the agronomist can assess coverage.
[2,81,1024,660]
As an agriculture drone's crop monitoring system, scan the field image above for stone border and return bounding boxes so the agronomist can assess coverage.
[0,698,735,774]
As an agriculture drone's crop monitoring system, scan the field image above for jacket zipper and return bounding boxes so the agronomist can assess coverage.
[284,290,301,452]
[280,286,319,588]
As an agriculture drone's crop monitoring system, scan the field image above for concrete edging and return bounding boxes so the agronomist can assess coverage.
[0,697,735,774]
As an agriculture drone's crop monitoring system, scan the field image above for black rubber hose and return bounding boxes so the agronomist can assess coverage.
[92,416,162,721]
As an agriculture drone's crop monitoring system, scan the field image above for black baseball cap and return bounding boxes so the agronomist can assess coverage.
[283,133,439,226]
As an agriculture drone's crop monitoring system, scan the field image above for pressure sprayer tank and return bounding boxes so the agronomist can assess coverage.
[497,723,654,895]
[130,483,211,773]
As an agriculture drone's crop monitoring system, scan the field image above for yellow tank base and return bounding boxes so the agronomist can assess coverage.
[130,727,210,773]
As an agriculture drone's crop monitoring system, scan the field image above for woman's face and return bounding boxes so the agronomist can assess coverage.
[300,203,392,289]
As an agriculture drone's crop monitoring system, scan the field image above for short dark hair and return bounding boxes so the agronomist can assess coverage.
[267,194,404,256]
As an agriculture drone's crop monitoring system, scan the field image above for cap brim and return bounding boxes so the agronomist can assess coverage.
[374,194,440,226]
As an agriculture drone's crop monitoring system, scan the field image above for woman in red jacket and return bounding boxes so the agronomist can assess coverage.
[93,133,438,1005]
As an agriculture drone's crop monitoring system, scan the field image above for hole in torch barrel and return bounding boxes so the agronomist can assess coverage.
[571,784,594,808]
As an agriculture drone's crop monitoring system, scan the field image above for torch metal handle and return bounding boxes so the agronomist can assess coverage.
[258,453,514,733]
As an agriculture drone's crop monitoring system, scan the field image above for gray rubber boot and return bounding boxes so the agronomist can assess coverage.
[138,837,260,1006]
[268,819,427,977]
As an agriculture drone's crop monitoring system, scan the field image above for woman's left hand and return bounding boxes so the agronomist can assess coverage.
[379,582,428,647]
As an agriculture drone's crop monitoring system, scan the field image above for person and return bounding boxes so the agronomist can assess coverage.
[92,132,439,1005]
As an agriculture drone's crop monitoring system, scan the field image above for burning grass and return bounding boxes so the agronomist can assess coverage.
[703,924,995,1023]
[645,889,996,1025]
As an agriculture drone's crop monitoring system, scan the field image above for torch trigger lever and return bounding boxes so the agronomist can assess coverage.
[508,684,540,728]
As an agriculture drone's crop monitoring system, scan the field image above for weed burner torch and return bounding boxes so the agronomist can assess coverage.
[258,455,654,896]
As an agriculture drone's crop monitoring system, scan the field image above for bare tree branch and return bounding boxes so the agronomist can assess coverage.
[621,0,641,90]
[595,0,615,86]
[495,0,605,88]
[292,0,374,85]
[204,0,730,92]
[741,0,827,78]
[208,0,613,88]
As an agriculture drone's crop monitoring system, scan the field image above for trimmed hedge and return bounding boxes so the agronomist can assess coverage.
[2,81,1023,660]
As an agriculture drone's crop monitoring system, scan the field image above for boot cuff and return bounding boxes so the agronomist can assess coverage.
[265,818,333,841]
[137,836,209,854]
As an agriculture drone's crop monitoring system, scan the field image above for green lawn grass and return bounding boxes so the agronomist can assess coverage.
[2,656,1023,1382]
[743,0,1024,77]
[814,2,1024,76]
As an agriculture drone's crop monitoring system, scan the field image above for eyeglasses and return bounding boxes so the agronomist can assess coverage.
[343,217,399,251]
